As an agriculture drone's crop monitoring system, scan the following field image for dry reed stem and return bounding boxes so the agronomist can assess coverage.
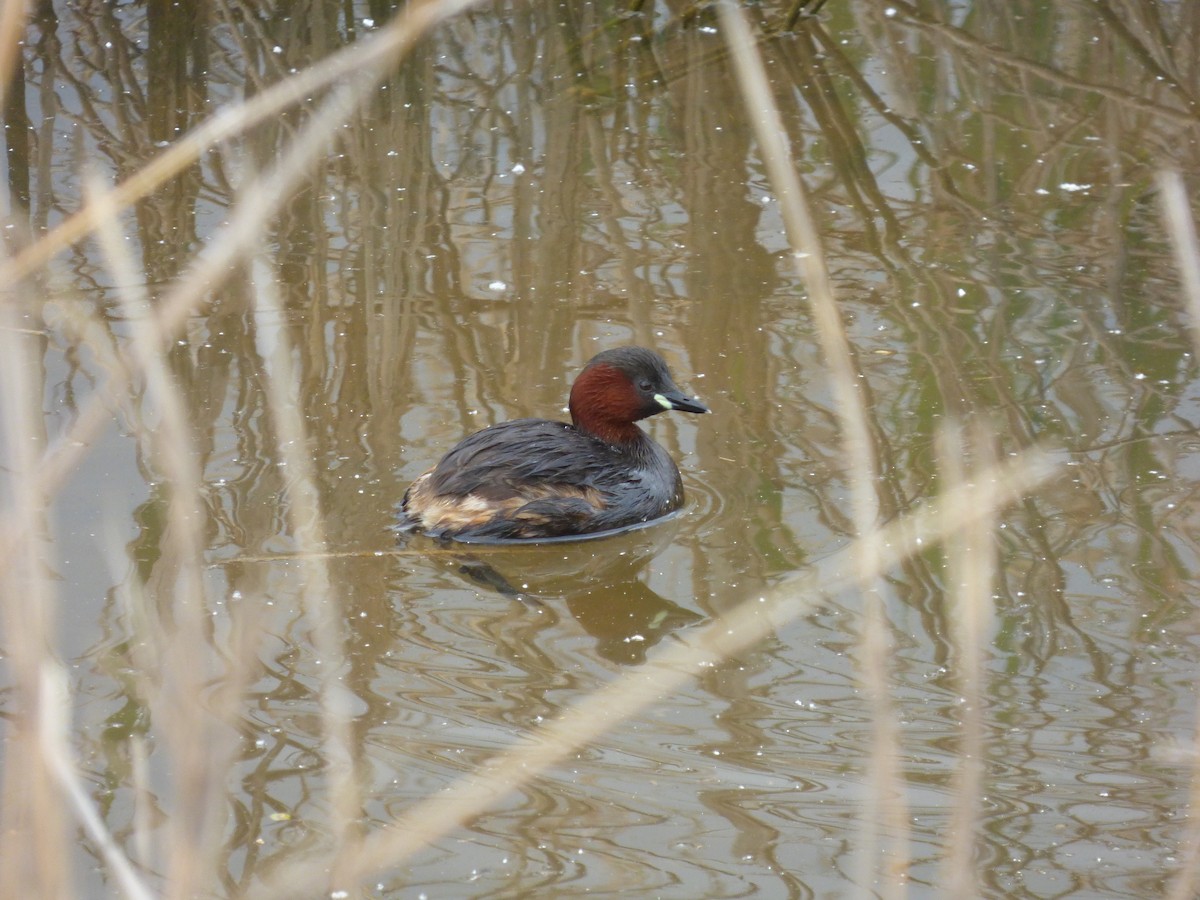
[1157,169,1200,900]
[0,288,67,896]
[0,0,482,286]
[89,174,238,896]
[37,665,156,900]
[716,3,907,895]
[1157,171,1200,359]
[128,734,154,879]
[249,258,360,871]
[255,447,1057,899]
[0,0,480,570]
[937,424,997,899]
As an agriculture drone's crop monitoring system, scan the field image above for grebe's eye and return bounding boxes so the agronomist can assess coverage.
[639,381,653,392]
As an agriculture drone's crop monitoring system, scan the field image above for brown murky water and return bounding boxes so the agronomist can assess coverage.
[4,1,1200,897]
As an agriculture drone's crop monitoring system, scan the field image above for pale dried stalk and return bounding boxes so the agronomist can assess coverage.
[716,4,906,895]
[38,665,156,900]
[0,0,481,570]
[859,594,907,894]
[1157,169,1200,900]
[0,288,67,897]
[249,259,360,877]
[128,734,155,877]
[255,447,1058,899]
[89,174,234,896]
[937,424,997,899]
[1157,171,1200,359]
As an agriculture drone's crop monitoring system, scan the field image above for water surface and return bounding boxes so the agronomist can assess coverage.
[3,1,1200,897]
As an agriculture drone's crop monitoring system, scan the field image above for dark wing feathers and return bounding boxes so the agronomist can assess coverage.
[403,417,682,540]
[424,419,617,499]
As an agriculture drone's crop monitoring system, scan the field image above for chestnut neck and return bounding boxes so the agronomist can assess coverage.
[568,363,646,446]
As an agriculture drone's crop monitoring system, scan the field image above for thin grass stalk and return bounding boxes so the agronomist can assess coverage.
[249,258,360,885]
[859,588,906,894]
[0,0,481,570]
[937,424,997,899]
[254,447,1058,899]
[89,175,234,896]
[0,290,66,897]
[1157,169,1200,900]
[1157,171,1200,358]
[128,734,154,878]
[715,3,906,894]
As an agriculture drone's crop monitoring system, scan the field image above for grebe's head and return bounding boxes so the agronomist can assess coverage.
[568,347,708,443]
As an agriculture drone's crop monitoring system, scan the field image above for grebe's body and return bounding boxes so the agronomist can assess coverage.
[399,347,707,541]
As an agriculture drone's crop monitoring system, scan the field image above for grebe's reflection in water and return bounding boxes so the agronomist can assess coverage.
[401,511,704,665]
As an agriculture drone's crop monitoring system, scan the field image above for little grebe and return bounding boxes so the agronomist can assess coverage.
[398,347,708,540]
